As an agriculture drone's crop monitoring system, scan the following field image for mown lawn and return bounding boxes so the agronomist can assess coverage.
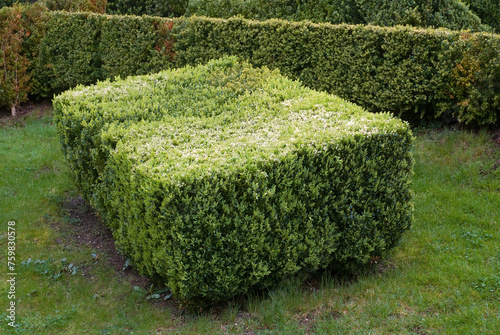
[1,107,498,334]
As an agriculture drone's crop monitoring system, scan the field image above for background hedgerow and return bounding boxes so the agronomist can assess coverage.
[0,0,30,7]
[53,57,414,307]
[31,11,174,97]
[106,0,187,17]
[31,12,105,97]
[0,4,30,116]
[1,7,499,126]
[462,0,500,32]
[1,0,106,13]
[186,0,487,31]
[44,0,107,13]
[172,16,500,126]
[0,3,47,116]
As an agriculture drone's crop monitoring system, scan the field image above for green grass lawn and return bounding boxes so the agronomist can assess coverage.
[1,107,499,334]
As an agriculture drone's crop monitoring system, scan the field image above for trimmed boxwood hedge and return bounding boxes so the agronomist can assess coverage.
[26,12,500,127]
[53,57,414,306]
[31,11,174,97]
[32,12,105,97]
[106,0,187,18]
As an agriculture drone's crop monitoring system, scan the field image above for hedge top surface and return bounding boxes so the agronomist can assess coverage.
[56,57,409,181]
[55,56,284,128]
[108,98,407,184]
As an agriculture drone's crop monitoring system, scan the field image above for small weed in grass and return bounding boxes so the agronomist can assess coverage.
[60,210,83,226]
[472,274,500,297]
[459,229,493,248]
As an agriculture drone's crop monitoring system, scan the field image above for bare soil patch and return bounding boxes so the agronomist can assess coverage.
[59,196,151,289]
[492,126,500,147]
[0,100,53,126]
[57,195,185,313]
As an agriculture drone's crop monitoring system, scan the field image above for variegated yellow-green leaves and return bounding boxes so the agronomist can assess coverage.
[54,57,414,307]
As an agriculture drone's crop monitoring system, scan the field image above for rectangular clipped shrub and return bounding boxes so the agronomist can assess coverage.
[53,57,414,307]
[32,12,105,97]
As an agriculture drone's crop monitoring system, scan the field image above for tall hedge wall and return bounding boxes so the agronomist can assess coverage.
[53,57,414,306]
[106,0,187,17]
[31,11,174,96]
[0,0,30,7]
[0,3,48,115]
[2,7,499,126]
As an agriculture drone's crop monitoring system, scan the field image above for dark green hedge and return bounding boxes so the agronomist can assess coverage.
[462,0,500,32]
[32,12,104,96]
[1,0,107,12]
[53,57,414,306]
[2,8,499,126]
[186,0,485,31]
[0,0,31,8]
[44,0,107,13]
[32,11,173,97]
[106,0,187,17]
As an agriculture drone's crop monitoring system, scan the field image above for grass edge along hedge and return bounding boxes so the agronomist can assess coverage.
[53,57,414,307]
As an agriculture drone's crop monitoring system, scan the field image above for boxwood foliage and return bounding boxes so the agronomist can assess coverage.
[32,11,173,97]
[53,57,414,307]
[186,0,485,31]
[32,12,105,97]
[462,0,500,32]
[0,0,31,8]
[106,0,187,18]
[4,9,500,126]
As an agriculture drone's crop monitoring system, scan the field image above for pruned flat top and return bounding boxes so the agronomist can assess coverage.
[56,57,407,182]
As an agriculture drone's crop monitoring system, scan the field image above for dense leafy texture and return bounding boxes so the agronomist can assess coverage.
[0,5,30,115]
[31,11,173,96]
[444,33,500,125]
[2,9,499,126]
[53,57,414,307]
[186,0,484,31]
[32,12,105,96]
[106,0,187,17]
[173,16,500,126]
[0,0,31,8]
[462,0,500,32]
[1,0,107,12]
[44,0,107,13]
[0,3,47,114]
